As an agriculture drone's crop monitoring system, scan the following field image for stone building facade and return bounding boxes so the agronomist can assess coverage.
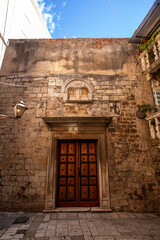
[0,38,160,212]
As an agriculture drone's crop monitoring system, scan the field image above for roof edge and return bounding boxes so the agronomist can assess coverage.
[129,0,160,44]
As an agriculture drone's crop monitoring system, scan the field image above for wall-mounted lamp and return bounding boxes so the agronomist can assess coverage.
[13,101,28,118]
[0,101,27,119]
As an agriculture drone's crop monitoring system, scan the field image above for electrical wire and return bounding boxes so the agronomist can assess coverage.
[3,0,9,40]
[0,0,10,56]
[0,80,48,88]
[108,0,122,37]
[0,81,26,87]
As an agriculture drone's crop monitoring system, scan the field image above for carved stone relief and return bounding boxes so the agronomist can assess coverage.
[108,101,121,115]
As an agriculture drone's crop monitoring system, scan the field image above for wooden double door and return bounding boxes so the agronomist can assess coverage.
[57,140,99,207]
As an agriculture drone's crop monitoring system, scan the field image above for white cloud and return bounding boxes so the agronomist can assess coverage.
[50,23,55,32]
[62,1,67,7]
[57,23,62,30]
[43,13,52,22]
[39,3,45,14]
[36,0,56,34]
[56,12,61,22]
[46,4,53,13]
[35,0,45,15]
[43,13,55,32]
[35,0,43,3]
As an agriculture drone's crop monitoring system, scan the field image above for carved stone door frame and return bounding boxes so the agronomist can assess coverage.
[43,117,111,211]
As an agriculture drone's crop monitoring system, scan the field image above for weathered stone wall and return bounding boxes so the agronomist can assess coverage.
[0,38,137,76]
[0,39,160,212]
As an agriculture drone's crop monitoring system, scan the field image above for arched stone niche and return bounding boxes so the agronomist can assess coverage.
[61,79,93,102]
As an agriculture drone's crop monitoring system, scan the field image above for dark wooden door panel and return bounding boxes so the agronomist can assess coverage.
[81,177,88,185]
[67,177,75,185]
[81,155,88,162]
[59,186,66,200]
[89,186,97,200]
[89,163,96,176]
[81,186,88,200]
[68,156,75,162]
[89,143,96,154]
[61,143,67,154]
[81,143,88,154]
[60,156,67,163]
[60,164,67,176]
[81,164,88,176]
[67,186,75,200]
[89,177,96,185]
[79,141,98,205]
[68,164,75,176]
[57,141,77,206]
[89,155,96,162]
[68,143,75,154]
[57,140,99,207]
[59,177,66,185]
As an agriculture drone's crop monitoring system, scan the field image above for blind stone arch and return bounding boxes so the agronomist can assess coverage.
[61,79,93,101]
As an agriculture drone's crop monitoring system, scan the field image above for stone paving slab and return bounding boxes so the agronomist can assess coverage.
[0,212,160,240]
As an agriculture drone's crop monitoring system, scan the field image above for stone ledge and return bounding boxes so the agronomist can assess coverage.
[64,100,93,104]
[42,116,112,128]
[43,207,112,213]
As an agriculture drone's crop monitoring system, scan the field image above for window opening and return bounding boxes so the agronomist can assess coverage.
[68,88,89,101]
[155,91,160,109]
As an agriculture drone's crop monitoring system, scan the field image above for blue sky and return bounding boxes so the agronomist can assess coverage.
[35,0,155,39]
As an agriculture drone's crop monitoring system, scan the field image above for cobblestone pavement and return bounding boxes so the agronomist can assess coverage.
[0,212,160,240]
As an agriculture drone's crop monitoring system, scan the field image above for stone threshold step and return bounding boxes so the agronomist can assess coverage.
[44,207,112,213]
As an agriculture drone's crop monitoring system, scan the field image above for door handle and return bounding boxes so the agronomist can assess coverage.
[78,167,81,177]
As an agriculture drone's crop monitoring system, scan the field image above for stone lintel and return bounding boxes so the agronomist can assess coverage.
[42,117,112,128]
